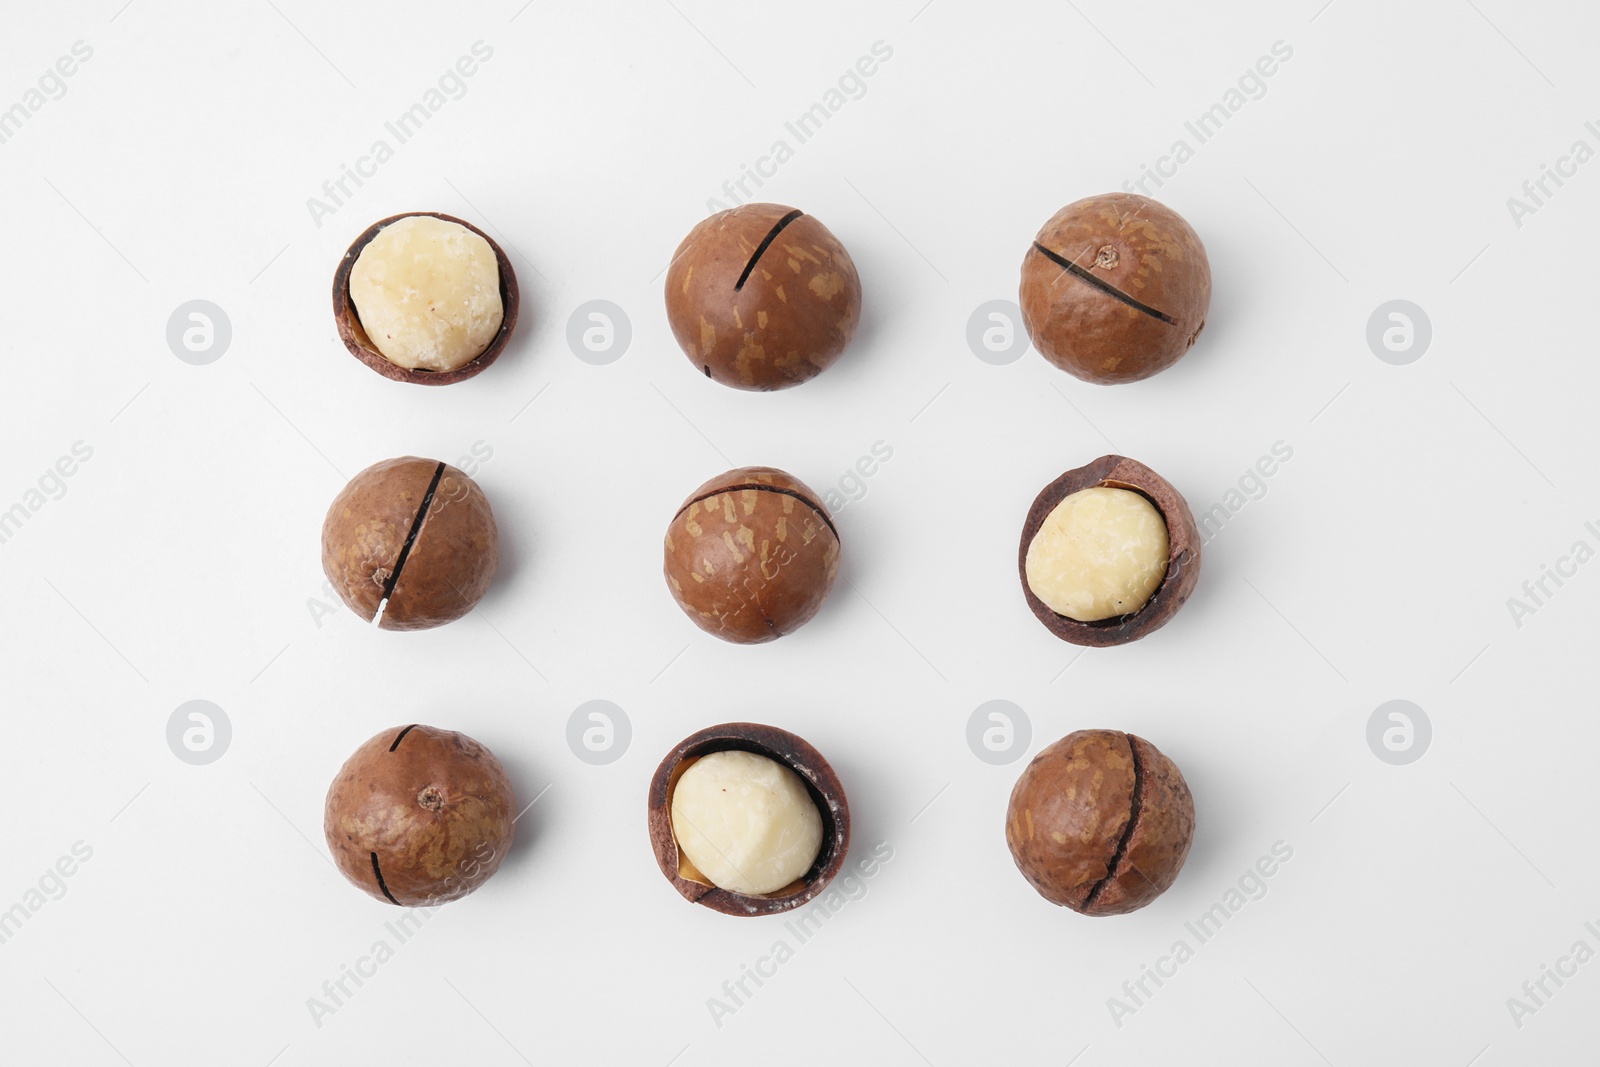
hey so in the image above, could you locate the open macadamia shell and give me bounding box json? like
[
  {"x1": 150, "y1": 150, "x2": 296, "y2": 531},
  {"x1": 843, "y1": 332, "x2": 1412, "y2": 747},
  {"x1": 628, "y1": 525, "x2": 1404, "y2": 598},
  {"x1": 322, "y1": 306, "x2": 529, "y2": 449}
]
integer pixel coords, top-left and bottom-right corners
[
  {"x1": 1019, "y1": 455, "x2": 1200, "y2": 647},
  {"x1": 648, "y1": 723, "x2": 850, "y2": 917},
  {"x1": 1006, "y1": 730, "x2": 1194, "y2": 916},
  {"x1": 664, "y1": 203, "x2": 861, "y2": 390},
  {"x1": 333, "y1": 211, "x2": 520, "y2": 385},
  {"x1": 663, "y1": 466, "x2": 841, "y2": 643},
  {"x1": 324, "y1": 725, "x2": 517, "y2": 907},
  {"x1": 1020, "y1": 193, "x2": 1210, "y2": 385},
  {"x1": 321, "y1": 456, "x2": 499, "y2": 631}
]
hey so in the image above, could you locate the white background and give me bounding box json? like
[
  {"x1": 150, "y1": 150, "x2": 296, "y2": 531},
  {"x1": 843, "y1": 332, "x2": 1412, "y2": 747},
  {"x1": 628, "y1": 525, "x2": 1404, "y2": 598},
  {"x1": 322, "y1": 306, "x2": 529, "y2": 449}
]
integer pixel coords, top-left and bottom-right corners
[{"x1": 1, "y1": 0, "x2": 1596, "y2": 1063}]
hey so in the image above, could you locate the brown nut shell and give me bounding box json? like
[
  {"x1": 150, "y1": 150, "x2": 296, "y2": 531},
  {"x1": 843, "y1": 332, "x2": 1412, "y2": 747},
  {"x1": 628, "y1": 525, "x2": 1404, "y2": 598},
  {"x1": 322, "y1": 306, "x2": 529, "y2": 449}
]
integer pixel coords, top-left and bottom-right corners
[
  {"x1": 663, "y1": 466, "x2": 840, "y2": 644},
  {"x1": 321, "y1": 456, "x2": 499, "y2": 631},
  {"x1": 1020, "y1": 193, "x2": 1210, "y2": 384},
  {"x1": 648, "y1": 723, "x2": 849, "y2": 916},
  {"x1": 664, "y1": 203, "x2": 861, "y2": 390},
  {"x1": 1019, "y1": 455, "x2": 1200, "y2": 647},
  {"x1": 1005, "y1": 730, "x2": 1194, "y2": 916},
  {"x1": 324, "y1": 724, "x2": 516, "y2": 907},
  {"x1": 333, "y1": 211, "x2": 520, "y2": 386}
]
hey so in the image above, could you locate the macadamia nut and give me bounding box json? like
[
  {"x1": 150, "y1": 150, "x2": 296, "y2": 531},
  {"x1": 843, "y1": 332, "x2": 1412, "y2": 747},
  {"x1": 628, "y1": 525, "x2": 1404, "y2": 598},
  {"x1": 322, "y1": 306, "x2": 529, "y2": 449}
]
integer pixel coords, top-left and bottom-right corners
[
  {"x1": 349, "y1": 215, "x2": 504, "y2": 372},
  {"x1": 664, "y1": 204, "x2": 861, "y2": 390},
  {"x1": 1006, "y1": 729, "x2": 1194, "y2": 915},
  {"x1": 1025, "y1": 487, "x2": 1168, "y2": 622},
  {"x1": 1020, "y1": 193, "x2": 1211, "y2": 385},
  {"x1": 663, "y1": 466, "x2": 841, "y2": 643},
  {"x1": 670, "y1": 750, "x2": 823, "y2": 896}
]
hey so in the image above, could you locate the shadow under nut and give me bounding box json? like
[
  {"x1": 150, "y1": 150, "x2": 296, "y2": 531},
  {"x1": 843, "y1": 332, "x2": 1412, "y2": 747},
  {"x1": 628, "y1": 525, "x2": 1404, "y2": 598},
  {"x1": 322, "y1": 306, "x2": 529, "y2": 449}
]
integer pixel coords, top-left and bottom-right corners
[
  {"x1": 332, "y1": 211, "x2": 520, "y2": 386},
  {"x1": 1019, "y1": 193, "x2": 1210, "y2": 385},
  {"x1": 663, "y1": 466, "x2": 840, "y2": 643},
  {"x1": 1005, "y1": 730, "x2": 1194, "y2": 916},
  {"x1": 1018, "y1": 455, "x2": 1200, "y2": 647},
  {"x1": 324, "y1": 724, "x2": 517, "y2": 907},
  {"x1": 665, "y1": 203, "x2": 861, "y2": 391},
  {"x1": 321, "y1": 456, "x2": 499, "y2": 631},
  {"x1": 647, "y1": 722, "x2": 850, "y2": 917}
]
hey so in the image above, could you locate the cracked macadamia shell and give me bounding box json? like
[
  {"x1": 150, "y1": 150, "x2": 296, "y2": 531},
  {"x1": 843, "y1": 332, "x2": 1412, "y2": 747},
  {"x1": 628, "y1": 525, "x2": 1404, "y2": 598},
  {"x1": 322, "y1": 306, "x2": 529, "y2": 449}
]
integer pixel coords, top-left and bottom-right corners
[
  {"x1": 663, "y1": 466, "x2": 840, "y2": 644},
  {"x1": 333, "y1": 211, "x2": 520, "y2": 386},
  {"x1": 648, "y1": 723, "x2": 850, "y2": 917},
  {"x1": 665, "y1": 203, "x2": 861, "y2": 390},
  {"x1": 324, "y1": 725, "x2": 516, "y2": 907},
  {"x1": 1005, "y1": 730, "x2": 1194, "y2": 916},
  {"x1": 1020, "y1": 455, "x2": 1200, "y2": 647},
  {"x1": 321, "y1": 456, "x2": 499, "y2": 631},
  {"x1": 1020, "y1": 193, "x2": 1210, "y2": 384}
]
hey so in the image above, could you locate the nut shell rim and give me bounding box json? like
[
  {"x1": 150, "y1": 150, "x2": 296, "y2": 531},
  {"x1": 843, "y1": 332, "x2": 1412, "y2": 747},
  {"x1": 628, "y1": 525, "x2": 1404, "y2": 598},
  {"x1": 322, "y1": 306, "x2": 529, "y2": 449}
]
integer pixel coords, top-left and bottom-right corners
[
  {"x1": 647, "y1": 722, "x2": 850, "y2": 917},
  {"x1": 1018, "y1": 455, "x2": 1201, "y2": 647},
  {"x1": 332, "y1": 211, "x2": 520, "y2": 387}
]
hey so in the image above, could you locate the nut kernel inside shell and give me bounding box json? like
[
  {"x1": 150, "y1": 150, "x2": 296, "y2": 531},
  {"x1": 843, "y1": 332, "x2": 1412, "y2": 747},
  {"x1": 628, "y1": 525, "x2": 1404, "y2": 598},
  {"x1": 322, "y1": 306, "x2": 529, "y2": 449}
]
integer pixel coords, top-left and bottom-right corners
[
  {"x1": 1019, "y1": 455, "x2": 1202, "y2": 648},
  {"x1": 648, "y1": 723, "x2": 851, "y2": 916},
  {"x1": 349, "y1": 215, "x2": 504, "y2": 372},
  {"x1": 669, "y1": 750, "x2": 823, "y2": 896},
  {"x1": 1025, "y1": 487, "x2": 1169, "y2": 622}
]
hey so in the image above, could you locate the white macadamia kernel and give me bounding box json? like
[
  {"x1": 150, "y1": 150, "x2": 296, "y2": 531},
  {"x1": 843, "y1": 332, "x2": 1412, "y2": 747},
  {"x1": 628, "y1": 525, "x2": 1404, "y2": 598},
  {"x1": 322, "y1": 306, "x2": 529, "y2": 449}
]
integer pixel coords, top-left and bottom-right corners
[
  {"x1": 1025, "y1": 486, "x2": 1169, "y2": 622},
  {"x1": 349, "y1": 215, "x2": 504, "y2": 372},
  {"x1": 670, "y1": 750, "x2": 823, "y2": 896}
]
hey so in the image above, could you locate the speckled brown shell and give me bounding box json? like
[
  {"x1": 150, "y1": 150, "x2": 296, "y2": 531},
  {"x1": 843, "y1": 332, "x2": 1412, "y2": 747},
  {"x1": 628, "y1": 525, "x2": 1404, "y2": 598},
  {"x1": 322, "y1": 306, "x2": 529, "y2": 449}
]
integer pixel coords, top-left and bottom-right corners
[
  {"x1": 648, "y1": 723, "x2": 850, "y2": 917},
  {"x1": 663, "y1": 466, "x2": 840, "y2": 643},
  {"x1": 333, "y1": 211, "x2": 520, "y2": 386},
  {"x1": 1020, "y1": 455, "x2": 1200, "y2": 647},
  {"x1": 664, "y1": 204, "x2": 861, "y2": 390},
  {"x1": 321, "y1": 456, "x2": 499, "y2": 631},
  {"x1": 324, "y1": 725, "x2": 516, "y2": 907},
  {"x1": 1020, "y1": 193, "x2": 1210, "y2": 384},
  {"x1": 1005, "y1": 730, "x2": 1194, "y2": 916}
]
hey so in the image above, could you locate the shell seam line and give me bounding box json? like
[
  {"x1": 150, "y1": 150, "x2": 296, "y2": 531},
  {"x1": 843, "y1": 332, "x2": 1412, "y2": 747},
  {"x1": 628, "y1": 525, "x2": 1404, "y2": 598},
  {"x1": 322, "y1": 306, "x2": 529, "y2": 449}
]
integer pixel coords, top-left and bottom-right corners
[
  {"x1": 735, "y1": 209, "x2": 805, "y2": 291},
  {"x1": 379, "y1": 462, "x2": 447, "y2": 608},
  {"x1": 672, "y1": 483, "x2": 838, "y2": 541},
  {"x1": 1083, "y1": 733, "x2": 1145, "y2": 910},
  {"x1": 1032, "y1": 242, "x2": 1178, "y2": 325}
]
